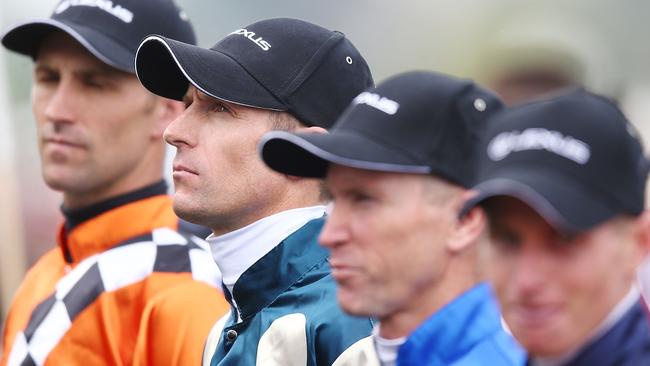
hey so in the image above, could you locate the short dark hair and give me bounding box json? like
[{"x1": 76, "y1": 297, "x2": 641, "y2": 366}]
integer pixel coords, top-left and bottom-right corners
[{"x1": 269, "y1": 111, "x2": 302, "y2": 131}]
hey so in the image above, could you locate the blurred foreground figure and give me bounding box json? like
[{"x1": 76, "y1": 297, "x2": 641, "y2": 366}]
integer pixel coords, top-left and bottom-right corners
[
  {"x1": 260, "y1": 71, "x2": 525, "y2": 365},
  {"x1": 464, "y1": 89, "x2": 650, "y2": 365},
  {"x1": 0, "y1": 1, "x2": 228, "y2": 365}
]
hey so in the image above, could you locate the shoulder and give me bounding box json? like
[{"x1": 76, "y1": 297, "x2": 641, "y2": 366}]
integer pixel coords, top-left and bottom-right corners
[
  {"x1": 143, "y1": 280, "x2": 227, "y2": 315},
  {"x1": 8, "y1": 247, "x2": 65, "y2": 315},
  {"x1": 133, "y1": 283, "x2": 229, "y2": 366},
  {"x1": 295, "y1": 274, "x2": 374, "y2": 362},
  {"x1": 605, "y1": 300, "x2": 650, "y2": 365},
  {"x1": 331, "y1": 336, "x2": 380, "y2": 366},
  {"x1": 23, "y1": 247, "x2": 65, "y2": 280},
  {"x1": 103, "y1": 227, "x2": 221, "y2": 288},
  {"x1": 452, "y1": 332, "x2": 526, "y2": 366},
  {"x1": 70, "y1": 226, "x2": 222, "y2": 313},
  {"x1": 282, "y1": 259, "x2": 371, "y2": 330}
]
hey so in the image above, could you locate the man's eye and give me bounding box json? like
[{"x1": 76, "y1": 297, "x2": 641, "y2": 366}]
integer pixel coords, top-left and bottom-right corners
[
  {"x1": 83, "y1": 77, "x2": 105, "y2": 89},
  {"x1": 211, "y1": 103, "x2": 229, "y2": 113},
  {"x1": 35, "y1": 73, "x2": 59, "y2": 84},
  {"x1": 490, "y1": 230, "x2": 520, "y2": 249},
  {"x1": 352, "y1": 193, "x2": 373, "y2": 203}
]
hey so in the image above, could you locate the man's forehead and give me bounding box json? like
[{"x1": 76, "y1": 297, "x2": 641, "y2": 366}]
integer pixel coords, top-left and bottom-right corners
[
  {"x1": 485, "y1": 196, "x2": 534, "y2": 216},
  {"x1": 327, "y1": 165, "x2": 384, "y2": 183},
  {"x1": 184, "y1": 85, "x2": 220, "y2": 102},
  {"x1": 483, "y1": 196, "x2": 567, "y2": 235},
  {"x1": 184, "y1": 85, "x2": 251, "y2": 114},
  {"x1": 35, "y1": 31, "x2": 128, "y2": 77},
  {"x1": 326, "y1": 165, "x2": 424, "y2": 191}
]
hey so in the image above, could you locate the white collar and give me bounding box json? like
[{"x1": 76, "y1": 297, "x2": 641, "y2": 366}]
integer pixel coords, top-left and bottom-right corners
[
  {"x1": 206, "y1": 205, "x2": 326, "y2": 296},
  {"x1": 531, "y1": 285, "x2": 640, "y2": 366},
  {"x1": 372, "y1": 324, "x2": 406, "y2": 366}
]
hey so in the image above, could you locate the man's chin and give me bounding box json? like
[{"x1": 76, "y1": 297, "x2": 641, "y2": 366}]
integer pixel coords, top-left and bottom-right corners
[
  {"x1": 172, "y1": 198, "x2": 212, "y2": 227},
  {"x1": 337, "y1": 289, "x2": 374, "y2": 317},
  {"x1": 515, "y1": 330, "x2": 573, "y2": 359},
  {"x1": 42, "y1": 172, "x2": 81, "y2": 193}
]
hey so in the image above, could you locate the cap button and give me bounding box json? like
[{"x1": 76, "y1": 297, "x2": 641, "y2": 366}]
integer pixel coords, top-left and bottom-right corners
[
  {"x1": 474, "y1": 98, "x2": 487, "y2": 112},
  {"x1": 225, "y1": 329, "x2": 238, "y2": 342}
]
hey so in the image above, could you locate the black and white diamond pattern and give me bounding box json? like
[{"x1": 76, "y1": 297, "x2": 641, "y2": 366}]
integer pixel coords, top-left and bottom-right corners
[{"x1": 6, "y1": 228, "x2": 221, "y2": 366}]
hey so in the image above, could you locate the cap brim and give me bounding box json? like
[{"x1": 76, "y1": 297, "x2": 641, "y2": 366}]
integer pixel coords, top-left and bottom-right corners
[
  {"x1": 135, "y1": 35, "x2": 286, "y2": 109},
  {"x1": 259, "y1": 130, "x2": 431, "y2": 178},
  {"x1": 463, "y1": 169, "x2": 619, "y2": 234},
  {"x1": 2, "y1": 19, "x2": 134, "y2": 73}
]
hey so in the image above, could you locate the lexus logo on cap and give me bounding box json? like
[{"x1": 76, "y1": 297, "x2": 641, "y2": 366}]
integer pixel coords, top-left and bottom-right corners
[
  {"x1": 229, "y1": 28, "x2": 272, "y2": 51},
  {"x1": 352, "y1": 92, "x2": 399, "y2": 115},
  {"x1": 487, "y1": 128, "x2": 591, "y2": 165}
]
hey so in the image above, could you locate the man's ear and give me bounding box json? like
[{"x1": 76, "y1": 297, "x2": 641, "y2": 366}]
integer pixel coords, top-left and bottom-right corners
[
  {"x1": 447, "y1": 190, "x2": 486, "y2": 253},
  {"x1": 632, "y1": 211, "x2": 650, "y2": 266},
  {"x1": 151, "y1": 97, "x2": 185, "y2": 140}
]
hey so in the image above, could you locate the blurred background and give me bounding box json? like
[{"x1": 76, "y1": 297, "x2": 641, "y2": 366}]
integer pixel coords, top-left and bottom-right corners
[{"x1": 2, "y1": 0, "x2": 650, "y2": 334}]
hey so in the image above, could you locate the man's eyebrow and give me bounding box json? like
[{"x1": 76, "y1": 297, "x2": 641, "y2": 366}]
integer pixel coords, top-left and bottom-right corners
[
  {"x1": 195, "y1": 90, "x2": 242, "y2": 111},
  {"x1": 33, "y1": 62, "x2": 129, "y2": 80},
  {"x1": 77, "y1": 67, "x2": 129, "y2": 80},
  {"x1": 34, "y1": 64, "x2": 56, "y2": 73}
]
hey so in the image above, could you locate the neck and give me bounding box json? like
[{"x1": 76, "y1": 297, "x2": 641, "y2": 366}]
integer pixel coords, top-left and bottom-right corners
[
  {"x1": 62, "y1": 180, "x2": 167, "y2": 231},
  {"x1": 63, "y1": 147, "x2": 165, "y2": 209},
  {"x1": 209, "y1": 181, "x2": 324, "y2": 236},
  {"x1": 379, "y1": 251, "x2": 478, "y2": 339},
  {"x1": 207, "y1": 205, "x2": 327, "y2": 296}
]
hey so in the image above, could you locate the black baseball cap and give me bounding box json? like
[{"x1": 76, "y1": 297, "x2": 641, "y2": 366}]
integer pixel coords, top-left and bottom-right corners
[
  {"x1": 259, "y1": 70, "x2": 504, "y2": 188},
  {"x1": 463, "y1": 88, "x2": 650, "y2": 234},
  {"x1": 135, "y1": 17, "x2": 373, "y2": 128},
  {"x1": 1, "y1": 0, "x2": 196, "y2": 73}
]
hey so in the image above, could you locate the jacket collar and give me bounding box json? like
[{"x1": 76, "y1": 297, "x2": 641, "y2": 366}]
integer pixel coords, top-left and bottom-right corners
[
  {"x1": 61, "y1": 180, "x2": 167, "y2": 232},
  {"x1": 542, "y1": 295, "x2": 650, "y2": 366},
  {"x1": 57, "y1": 182, "x2": 176, "y2": 264},
  {"x1": 399, "y1": 282, "x2": 524, "y2": 362},
  {"x1": 230, "y1": 217, "x2": 327, "y2": 320}
]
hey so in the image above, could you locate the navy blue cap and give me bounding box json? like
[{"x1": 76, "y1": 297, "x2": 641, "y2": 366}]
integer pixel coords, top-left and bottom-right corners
[
  {"x1": 134, "y1": 17, "x2": 373, "y2": 128},
  {"x1": 464, "y1": 88, "x2": 649, "y2": 234},
  {"x1": 259, "y1": 70, "x2": 504, "y2": 188},
  {"x1": 1, "y1": 0, "x2": 196, "y2": 73}
]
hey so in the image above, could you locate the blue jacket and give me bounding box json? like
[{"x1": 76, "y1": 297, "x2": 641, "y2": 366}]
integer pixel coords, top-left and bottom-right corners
[
  {"x1": 544, "y1": 298, "x2": 650, "y2": 366},
  {"x1": 207, "y1": 218, "x2": 373, "y2": 365},
  {"x1": 397, "y1": 283, "x2": 526, "y2": 366}
]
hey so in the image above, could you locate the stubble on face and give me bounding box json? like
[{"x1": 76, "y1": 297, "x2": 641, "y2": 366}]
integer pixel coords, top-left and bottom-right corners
[
  {"x1": 32, "y1": 32, "x2": 163, "y2": 208},
  {"x1": 167, "y1": 88, "x2": 293, "y2": 234},
  {"x1": 322, "y1": 167, "x2": 464, "y2": 336}
]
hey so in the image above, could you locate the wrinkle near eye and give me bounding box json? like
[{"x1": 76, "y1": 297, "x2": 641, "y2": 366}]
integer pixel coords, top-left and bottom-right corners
[{"x1": 210, "y1": 102, "x2": 228, "y2": 113}]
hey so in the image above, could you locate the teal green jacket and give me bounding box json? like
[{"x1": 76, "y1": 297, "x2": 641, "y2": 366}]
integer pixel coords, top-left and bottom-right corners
[{"x1": 207, "y1": 217, "x2": 373, "y2": 365}]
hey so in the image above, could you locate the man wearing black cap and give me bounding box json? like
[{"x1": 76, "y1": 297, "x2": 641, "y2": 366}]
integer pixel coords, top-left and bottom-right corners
[
  {"x1": 135, "y1": 17, "x2": 374, "y2": 365},
  {"x1": 259, "y1": 71, "x2": 525, "y2": 365},
  {"x1": 463, "y1": 89, "x2": 650, "y2": 365},
  {"x1": 0, "y1": 1, "x2": 229, "y2": 366}
]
